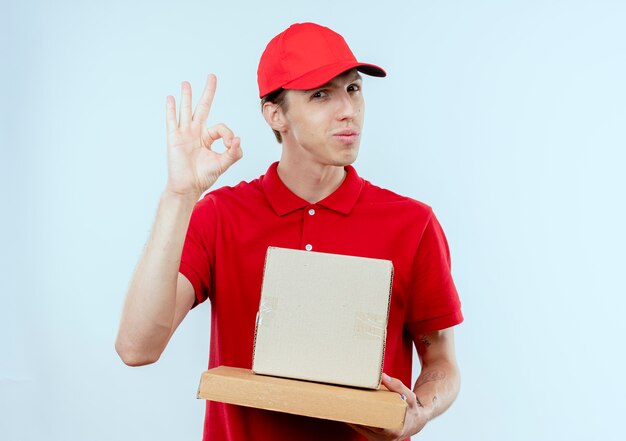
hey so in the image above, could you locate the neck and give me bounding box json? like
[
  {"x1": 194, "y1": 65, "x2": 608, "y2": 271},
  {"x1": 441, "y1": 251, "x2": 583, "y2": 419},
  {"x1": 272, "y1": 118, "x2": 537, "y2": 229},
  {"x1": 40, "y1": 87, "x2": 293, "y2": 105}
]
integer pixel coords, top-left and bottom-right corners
[{"x1": 276, "y1": 157, "x2": 347, "y2": 204}]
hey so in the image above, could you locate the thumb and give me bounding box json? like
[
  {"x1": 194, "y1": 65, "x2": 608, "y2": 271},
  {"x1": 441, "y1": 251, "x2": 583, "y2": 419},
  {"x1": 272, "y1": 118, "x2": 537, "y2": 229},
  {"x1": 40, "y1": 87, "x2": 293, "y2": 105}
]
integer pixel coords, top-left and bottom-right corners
[{"x1": 220, "y1": 136, "x2": 243, "y2": 168}]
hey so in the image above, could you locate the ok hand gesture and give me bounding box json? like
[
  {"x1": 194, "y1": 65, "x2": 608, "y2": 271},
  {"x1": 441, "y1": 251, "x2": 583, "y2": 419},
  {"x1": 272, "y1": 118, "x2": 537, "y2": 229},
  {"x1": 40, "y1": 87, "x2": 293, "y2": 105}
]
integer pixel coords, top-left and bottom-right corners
[{"x1": 164, "y1": 74, "x2": 243, "y2": 197}]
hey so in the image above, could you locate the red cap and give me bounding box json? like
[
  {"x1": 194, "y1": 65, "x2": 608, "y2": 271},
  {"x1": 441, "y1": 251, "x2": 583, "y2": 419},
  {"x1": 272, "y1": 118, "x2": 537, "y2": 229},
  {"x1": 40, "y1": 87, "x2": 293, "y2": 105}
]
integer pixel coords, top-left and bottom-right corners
[{"x1": 257, "y1": 22, "x2": 386, "y2": 98}]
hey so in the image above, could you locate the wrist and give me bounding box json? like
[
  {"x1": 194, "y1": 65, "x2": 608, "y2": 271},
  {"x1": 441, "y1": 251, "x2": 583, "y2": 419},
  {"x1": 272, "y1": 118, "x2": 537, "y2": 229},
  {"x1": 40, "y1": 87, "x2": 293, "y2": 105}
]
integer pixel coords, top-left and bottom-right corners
[
  {"x1": 161, "y1": 188, "x2": 202, "y2": 207},
  {"x1": 415, "y1": 393, "x2": 437, "y2": 423}
]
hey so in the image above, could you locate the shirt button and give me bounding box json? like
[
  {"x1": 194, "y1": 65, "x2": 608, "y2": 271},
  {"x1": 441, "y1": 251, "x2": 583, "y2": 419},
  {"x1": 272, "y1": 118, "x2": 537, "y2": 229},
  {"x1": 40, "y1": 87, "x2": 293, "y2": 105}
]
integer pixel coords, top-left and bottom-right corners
[
  {"x1": 305, "y1": 244, "x2": 313, "y2": 251},
  {"x1": 308, "y1": 208, "x2": 316, "y2": 216}
]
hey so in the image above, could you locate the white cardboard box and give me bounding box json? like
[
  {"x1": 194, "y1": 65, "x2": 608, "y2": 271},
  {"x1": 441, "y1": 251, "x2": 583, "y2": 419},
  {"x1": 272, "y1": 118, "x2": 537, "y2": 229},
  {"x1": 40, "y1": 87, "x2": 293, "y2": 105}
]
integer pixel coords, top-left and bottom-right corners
[{"x1": 252, "y1": 247, "x2": 394, "y2": 389}]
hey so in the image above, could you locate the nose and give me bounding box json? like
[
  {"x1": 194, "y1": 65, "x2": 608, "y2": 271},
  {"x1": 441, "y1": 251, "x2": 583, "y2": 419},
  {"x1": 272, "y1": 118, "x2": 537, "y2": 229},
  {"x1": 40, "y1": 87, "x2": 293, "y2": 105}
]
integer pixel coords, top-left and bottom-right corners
[{"x1": 336, "y1": 91, "x2": 359, "y2": 120}]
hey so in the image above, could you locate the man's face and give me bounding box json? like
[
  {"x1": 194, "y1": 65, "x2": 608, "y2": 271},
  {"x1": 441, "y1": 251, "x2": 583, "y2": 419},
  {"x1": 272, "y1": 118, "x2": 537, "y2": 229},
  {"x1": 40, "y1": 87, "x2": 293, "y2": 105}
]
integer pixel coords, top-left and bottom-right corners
[{"x1": 280, "y1": 69, "x2": 365, "y2": 167}]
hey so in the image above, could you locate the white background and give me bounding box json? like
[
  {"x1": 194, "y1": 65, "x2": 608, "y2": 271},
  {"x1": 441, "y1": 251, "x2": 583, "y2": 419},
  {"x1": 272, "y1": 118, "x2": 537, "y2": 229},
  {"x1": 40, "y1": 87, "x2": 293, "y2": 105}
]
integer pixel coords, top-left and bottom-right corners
[{"x1": 2, "y1": 0, "x2": 625, "y2": 440}]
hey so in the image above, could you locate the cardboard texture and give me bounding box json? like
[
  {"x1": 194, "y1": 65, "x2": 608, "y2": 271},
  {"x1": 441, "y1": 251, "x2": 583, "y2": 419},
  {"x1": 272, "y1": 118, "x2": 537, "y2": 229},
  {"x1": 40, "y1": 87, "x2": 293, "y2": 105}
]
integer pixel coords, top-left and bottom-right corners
[
  {"x1": 197, "y1": 366, "x2": 407, "y2": 429},
  {"x1": 252, "y1": 247, "x2": 394, "y2": 389}
]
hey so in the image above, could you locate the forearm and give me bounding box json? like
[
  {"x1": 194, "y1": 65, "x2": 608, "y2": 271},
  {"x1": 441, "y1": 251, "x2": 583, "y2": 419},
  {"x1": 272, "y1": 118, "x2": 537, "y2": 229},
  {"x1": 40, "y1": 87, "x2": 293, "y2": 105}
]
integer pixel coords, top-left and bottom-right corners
[
  {"x1": 413, "y1": 359, "x2": 460, "y2": 422},
  {"x1": 115, "y1": 189, "x2": 200, "y2": 365}
]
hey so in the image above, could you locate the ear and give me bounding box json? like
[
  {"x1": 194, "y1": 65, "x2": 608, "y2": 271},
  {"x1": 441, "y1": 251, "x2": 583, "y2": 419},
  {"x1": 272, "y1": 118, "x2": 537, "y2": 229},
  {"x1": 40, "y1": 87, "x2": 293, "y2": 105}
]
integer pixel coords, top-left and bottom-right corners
[{"x1": 262, "y1": 101, "x2": 287, "y2": 133}]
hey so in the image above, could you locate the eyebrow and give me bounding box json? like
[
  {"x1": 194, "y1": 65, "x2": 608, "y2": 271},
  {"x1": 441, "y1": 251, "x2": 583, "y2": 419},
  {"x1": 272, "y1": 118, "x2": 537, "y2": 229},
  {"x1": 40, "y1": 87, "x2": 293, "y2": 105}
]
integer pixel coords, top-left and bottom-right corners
[
  {"x1": 351, "y1": 72, "x2": 363, "y2": 82},
  {"x1": 335, "y1": 71, "x2": 362, "y2": 85}
]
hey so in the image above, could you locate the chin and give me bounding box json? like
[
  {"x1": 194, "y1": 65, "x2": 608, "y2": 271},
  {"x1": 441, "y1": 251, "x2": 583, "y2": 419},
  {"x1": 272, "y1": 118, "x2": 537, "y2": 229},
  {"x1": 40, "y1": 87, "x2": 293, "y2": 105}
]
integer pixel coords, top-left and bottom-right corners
[{"x1": 332, "y1": 153, "x2": 358, "y2": 167}]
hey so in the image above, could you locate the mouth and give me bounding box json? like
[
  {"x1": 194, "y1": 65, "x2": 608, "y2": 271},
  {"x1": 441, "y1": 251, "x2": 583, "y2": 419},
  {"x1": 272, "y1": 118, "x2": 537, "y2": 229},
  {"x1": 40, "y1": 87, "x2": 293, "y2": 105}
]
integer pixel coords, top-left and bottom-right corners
[{"x1": 333, "y1": 130, "x2": 360, "y2": 143}]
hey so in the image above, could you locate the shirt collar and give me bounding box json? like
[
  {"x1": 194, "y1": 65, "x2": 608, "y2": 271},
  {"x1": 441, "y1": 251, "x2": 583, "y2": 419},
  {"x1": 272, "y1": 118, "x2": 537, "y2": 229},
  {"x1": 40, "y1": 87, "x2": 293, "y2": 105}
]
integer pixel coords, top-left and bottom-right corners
[{"x1": 261, "y1": 161, "x2": 364, "y2": 216}]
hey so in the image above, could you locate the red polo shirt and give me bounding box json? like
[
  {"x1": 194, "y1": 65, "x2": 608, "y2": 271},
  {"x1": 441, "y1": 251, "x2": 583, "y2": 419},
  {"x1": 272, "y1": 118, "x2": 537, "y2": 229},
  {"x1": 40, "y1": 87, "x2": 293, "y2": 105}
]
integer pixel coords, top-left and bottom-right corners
[{"x1": 180, "y1": 162, "x2": 463, "y2": 441}]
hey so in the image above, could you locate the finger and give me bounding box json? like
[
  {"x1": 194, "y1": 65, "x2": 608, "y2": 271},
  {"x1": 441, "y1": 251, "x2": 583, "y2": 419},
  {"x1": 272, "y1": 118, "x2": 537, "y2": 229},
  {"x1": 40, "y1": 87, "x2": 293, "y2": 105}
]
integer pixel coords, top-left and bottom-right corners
[
  {"x1": 193, "y1": 74, "x2": 217, "y2": 124},
  {"x1": 223, "y1": 136, "x2": 244, "y2": 164},
  {"x1": 382, "y1": 373, "x2": 417, "y2": 406},
  {"x1": 165, "y1": 95, "x2": 177, "y2": 134},
  {"x1": 213, "y1": 136, "x2": 243, "y2": 175},
  {"x1": 179, "y1": 81, "x2": 192, "y2": 126},
  {"x1": 204, "y1": 123, "x2": 235, "y2": 148}
]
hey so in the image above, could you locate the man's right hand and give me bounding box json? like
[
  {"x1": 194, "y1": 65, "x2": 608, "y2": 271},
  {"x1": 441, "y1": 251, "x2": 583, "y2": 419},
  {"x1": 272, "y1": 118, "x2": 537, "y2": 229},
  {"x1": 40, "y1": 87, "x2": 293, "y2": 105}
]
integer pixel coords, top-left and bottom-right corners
[{"x1": 164, "y1": 74, "x2": 243, "y2": 197}]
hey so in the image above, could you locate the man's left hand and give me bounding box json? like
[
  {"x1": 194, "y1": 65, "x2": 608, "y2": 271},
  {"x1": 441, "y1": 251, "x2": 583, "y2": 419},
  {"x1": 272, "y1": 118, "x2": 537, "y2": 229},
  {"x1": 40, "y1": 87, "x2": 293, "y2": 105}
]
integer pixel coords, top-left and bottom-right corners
[{"x1": 348, "y1": 373, "x2": 431, "y2": 441}]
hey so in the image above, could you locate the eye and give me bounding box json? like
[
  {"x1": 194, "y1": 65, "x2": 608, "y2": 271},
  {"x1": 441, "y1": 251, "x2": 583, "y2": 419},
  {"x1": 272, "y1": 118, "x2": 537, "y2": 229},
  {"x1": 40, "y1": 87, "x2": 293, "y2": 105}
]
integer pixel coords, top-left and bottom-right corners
[
  {"x1": 347, "y1": 83, "x2": 361, "y2": 93},
  {"x1": 311, "y1": 90, "x2": 327, "y2": 99}
]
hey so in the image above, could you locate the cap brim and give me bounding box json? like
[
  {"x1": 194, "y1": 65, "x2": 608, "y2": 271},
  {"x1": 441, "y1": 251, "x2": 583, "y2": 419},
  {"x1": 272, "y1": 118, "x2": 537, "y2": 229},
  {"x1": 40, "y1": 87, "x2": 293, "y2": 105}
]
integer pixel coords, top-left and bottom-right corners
[{"x1": 282, "y1": 61, "x2": 386, "y2": 91}]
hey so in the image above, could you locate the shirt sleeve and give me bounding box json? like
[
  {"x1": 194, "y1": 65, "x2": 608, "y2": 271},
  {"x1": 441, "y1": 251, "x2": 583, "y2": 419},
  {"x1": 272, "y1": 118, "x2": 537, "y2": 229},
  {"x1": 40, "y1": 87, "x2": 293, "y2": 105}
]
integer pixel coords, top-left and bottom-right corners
[
  {"x1": 405, "y1": 210, "x2": 463, "y2": 336},
  {"x1": 179, "y1": 194, "x2": 217, "y2": 307}
]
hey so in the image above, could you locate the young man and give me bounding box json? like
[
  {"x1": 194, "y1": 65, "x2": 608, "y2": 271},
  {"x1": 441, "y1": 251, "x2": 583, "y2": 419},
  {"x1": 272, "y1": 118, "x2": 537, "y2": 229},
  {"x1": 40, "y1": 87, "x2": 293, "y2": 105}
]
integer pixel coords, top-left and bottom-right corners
[{"x1": 116, "y1": 22, "x2": 463, "y2": 441}]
